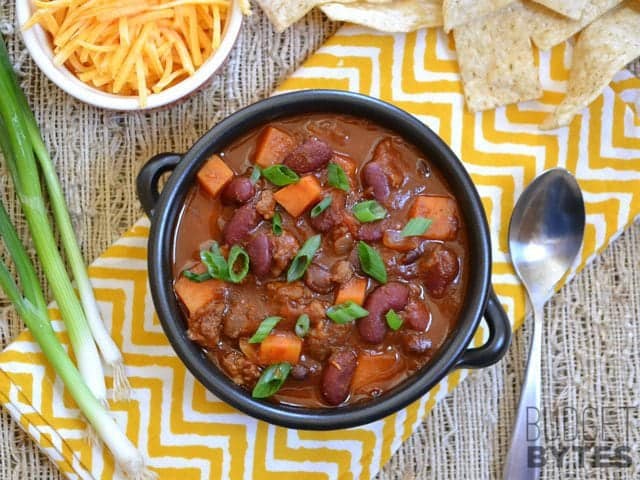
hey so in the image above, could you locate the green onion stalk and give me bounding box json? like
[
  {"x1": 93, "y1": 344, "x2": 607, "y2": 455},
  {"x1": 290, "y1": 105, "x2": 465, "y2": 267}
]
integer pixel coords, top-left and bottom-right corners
[
  {"x1": 0, "y1": 39, "x2": 130, "y2": 400},
  {"x1": 0, "y1": 36, "x2": 108, "y2": 402},
  {"x1": 0, "y1": 200, "x2": 153, "y2": 479}
]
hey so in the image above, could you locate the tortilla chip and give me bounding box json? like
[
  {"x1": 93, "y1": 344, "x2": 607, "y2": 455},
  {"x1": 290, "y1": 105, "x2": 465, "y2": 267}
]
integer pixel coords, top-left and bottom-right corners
[
  {"x1": 443, "y1": 0, "x2": 516, "y2": 32},
  {"x1": 321, "y1": 0, "x2": 443, "y2": 32},
  {"x1": 453, "y1": 1, "x2": 542, "y2": 112},
  {"x1": 529, "y1": 0, "x2": 589, "y2": 19},
  {"x1": 541, "y1": 1, "x2": 640, "y2": 129},
  {"x1": 525, "y1": 0, "x2": 624, "y2": 51},
  {"x1": 255, "y1": 0, "x2": 353, "y2": 32}
]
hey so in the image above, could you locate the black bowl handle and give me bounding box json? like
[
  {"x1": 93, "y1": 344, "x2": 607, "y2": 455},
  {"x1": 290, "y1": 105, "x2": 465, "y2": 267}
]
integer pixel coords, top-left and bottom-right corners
[
  {"x1": 456, "y1": 289, "x2": 511, "y2": 369},
  {"x1": 137, "y1": 153, "x2": 182, "y2": 217}
]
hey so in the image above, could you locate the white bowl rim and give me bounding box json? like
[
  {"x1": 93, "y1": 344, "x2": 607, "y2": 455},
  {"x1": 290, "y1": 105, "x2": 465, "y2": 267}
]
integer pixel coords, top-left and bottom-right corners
[{"x1": 15, "y1": 0, "x2": 243, "y2": 111}]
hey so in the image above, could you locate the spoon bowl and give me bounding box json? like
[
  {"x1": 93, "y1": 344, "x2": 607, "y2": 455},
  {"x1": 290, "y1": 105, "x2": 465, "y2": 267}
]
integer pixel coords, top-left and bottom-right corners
[
  {"x1": 509, "y1": 169, "x2": 586, "y2": 303},
  {"x1": 503, "y1": 168, "x2": 585, "y2": 480}
]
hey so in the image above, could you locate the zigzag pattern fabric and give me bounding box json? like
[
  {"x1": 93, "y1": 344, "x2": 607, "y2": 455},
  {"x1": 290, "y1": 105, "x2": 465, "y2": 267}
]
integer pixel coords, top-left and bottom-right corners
[{"x1": 0, "y1": 25, "x2": 639, "y2": 479}]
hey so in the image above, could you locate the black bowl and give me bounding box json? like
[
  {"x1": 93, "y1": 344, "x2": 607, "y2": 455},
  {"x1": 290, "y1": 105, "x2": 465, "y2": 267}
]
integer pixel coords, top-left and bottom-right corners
[{"x1": 137, "y1": 90, "x2": 511, "y2": 430}]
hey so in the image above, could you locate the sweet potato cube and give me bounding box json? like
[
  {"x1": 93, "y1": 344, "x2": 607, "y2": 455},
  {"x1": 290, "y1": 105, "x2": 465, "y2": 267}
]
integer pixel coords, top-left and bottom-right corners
[
  {"x1": 174, "y1": 276, "x2": 225, "y2": 316},
  {"x1": 335, "y1": 278, "x2": 368, "y2": 306},
  {"x1": 259, "y1": 332, "x2": 302, "y2": 364},
  {"x1": 409, "y1": 195, "x2": 459, "y2": 240},
  {"x1": 197, "y1": 155, "x2": 234, "y2": 198},
  {"x1": 253, "y1": 126, "x2": 296, "y2": 168},
  {"x1": 352, "y1": 351, "x2": 402, "y2": 394},
  {"x1": 273, "y1": 176, "x2": 322, "y2": 217}
]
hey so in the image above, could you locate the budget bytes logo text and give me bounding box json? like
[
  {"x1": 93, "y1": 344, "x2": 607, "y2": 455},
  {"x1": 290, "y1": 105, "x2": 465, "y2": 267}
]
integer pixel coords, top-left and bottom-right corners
[{"x1": 526, "y1": 405, "x2": 637, "y2": 469}]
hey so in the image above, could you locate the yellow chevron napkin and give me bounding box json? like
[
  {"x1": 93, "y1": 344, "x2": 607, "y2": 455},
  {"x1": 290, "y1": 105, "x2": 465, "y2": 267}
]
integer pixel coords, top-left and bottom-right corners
[{"x1": 1, "y1": 25, "x2": 640, "y2": 480}]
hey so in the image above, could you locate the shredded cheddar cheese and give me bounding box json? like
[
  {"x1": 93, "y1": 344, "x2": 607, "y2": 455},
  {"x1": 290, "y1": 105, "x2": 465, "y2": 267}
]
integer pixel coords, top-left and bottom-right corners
[{"x1": 24, "y1": 0, "x2": 241, "y2": 107}]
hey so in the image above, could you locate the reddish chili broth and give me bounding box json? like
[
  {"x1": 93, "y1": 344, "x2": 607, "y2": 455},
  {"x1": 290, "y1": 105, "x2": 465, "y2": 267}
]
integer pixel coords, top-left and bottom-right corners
[{"x1": 172, "y1": 113, "x2": 468, "y2": 408}]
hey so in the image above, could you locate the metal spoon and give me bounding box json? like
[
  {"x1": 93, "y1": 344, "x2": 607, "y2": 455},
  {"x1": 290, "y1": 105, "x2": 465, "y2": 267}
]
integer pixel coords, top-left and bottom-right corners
[{"x1": 503, "y1": 168, "x2": 585, "y2": 480}]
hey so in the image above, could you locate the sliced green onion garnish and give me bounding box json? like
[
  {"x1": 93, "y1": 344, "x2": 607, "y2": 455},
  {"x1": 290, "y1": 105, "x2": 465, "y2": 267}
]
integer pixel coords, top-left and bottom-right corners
[
  {"x1": 328, "y1": 162, "x2": 350, "y2": 192},
  {"x1": 262, "y1": 165, "x2": 300, "y2": 186},
  {"x1": 294, "y1": 314, "x2": 310, "y2": 337},
  {"x1": 272, "y1": 211, "x2": 283, "y2": 236},
  {"x1": 352, "y1": 200, "x2": 387, "y2": 223},
  {"x1": 200, "y1": 242, "x2": 230, "y2": 281},
  {"x1": 249, "y1": 165, "x2": 261, "y2": 184},
  {"x1": 327, "y1": 301, "x2": 369, "y2": 324},
  {"x1": 252, "y1": 362, "x2": 292, "y2": 398},
  {"x1": 248, "y1": 316, "x2": 282, "y2": 343},
  {"x1": 385, "y1": 309, "x2": 403, "y2": 331},
  {"x1": 183, "y1": 270, "x2": 212, "y2": 282},
  {"x1": 357, "y1": 241, "x2": 387, "y2": 284},
  {"x1": 228, "y1": 245, "x2": 250, "y2": 283},
  {"x1": 401, "y1": 217, "x2": 433, "y2": 237},
  {"x1": 286, "y1": 234, "x2": 321, "y2": 282},
  {"x1": 310, "y1": 196, "x2": 332, "y2": 218},
  {"x1": 196, "y1": 243, "x2": 250, "y2": 283}
]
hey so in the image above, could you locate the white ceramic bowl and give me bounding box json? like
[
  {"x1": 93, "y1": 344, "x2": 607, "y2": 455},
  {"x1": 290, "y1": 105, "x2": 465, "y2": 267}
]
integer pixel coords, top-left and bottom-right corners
[{"x1": 16, "y1": 0, "x2": 243, "y2": 111}]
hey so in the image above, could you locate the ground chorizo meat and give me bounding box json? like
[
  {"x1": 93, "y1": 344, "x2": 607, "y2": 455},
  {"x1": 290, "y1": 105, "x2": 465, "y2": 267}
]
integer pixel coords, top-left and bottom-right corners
[
  {"x1": 266, "y1": 282, "x2": 328, "y2": 325},
  {"x1": 269, "y1": 231, "x2": 299, "y2": 276},
  {"x1": 419, "y1": 245, "x2": 460, "y2": 298},
  {"x1": 187, "y1": 301, "x2": 225, "y2": 349},
  {"x1": 223, "y1": 295, "x2": 262, "y2": 339},
  {"x1": 256, "y1": 189, "x2": 276, "y2": 219},
  {"x1": 267, "y1": 281, "x2": 305, "y2": 302},
  {"x1": 306, "y1": 318, "x2": 351, "y2": 361},
  {"x1": 217, "y1": 345, "x2": 261, "y2": 388}
]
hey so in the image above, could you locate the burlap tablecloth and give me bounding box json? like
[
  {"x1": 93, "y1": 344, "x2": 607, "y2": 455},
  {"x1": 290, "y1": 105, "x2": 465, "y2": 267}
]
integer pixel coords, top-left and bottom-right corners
[{"x1": 0, "y1": 1, "x2": 639, "y2": 478}]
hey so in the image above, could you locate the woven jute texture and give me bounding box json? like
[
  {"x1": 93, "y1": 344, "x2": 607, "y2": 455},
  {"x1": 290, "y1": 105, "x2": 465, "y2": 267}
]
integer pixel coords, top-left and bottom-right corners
[{"x1": 0, "y1": 1, "x2": 639, "y2": 478}]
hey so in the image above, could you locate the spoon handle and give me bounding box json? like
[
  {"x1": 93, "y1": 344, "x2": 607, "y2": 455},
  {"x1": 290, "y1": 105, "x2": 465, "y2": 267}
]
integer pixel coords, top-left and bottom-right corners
[{"x1": 503, "y1": 303, "x2": 543, "y2": 480}]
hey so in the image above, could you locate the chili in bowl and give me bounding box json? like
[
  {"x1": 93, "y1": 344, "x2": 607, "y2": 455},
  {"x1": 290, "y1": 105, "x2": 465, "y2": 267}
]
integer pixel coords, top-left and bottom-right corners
[{"x1": 137, "y1": 90, "x2": 511, "y2": 429}]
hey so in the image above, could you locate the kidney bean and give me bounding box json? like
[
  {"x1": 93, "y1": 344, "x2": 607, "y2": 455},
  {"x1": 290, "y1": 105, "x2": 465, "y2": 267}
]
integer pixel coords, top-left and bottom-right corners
[
  {"x1": 221, "y1": 177, "x2": 255, "y2": 205},
  {"x1": 401, "y1": 247, "x2": 423, "y2": 265},
  {"x1": 330, "y1": 260, "x2": 353, "y2": 284},
  {"x1": 372, "y1": 138, "x2": 403, "y2": 188},
  {"x1": 400, "y1": 331, "x2": 432, "y2": 354},
  {"x1": 402, "y1": 300, "x2": 431, "y2": 331},
  {"x1": 321, "y1": 349, "x2": 357, "y2": 405},
  {"x1": 356, "y1": 221, "x2": 384, "y2": 242},
  {"x1": 246, "y1": 233, "x2": 272, "y2": 278},
  {"x1": 333, "y1": 230, "x2": 354, "y2": 255},
  {"x1": 223, "y1": 204, "x2": 259, "y2": 245},
  {"x1": 291, "y1": 356, "x2": 322, "y2": 380},
  {"x1": 291, "y1": 364, "x2": 309, "y2": 380},
  {"x1": 358, "y1": 282, "x2": 410, "y2": 344},
  {"x1": 362, "y1": 162, "x2": 390, "y2": 202},
  {"x1": 284, "y1": 138, "x2": 333, "y2": 174},
  {"x1": 419, "y1": 245, "x2": 459, "y2": 298},
  {"x1": 304, "y1": 263, "x2": 334, "y2": 294},
  {"x1": 310, "y1": 191, "x2": 345, "y2": 232},
  {"x1": 310, "y1": 205, "x2": 338, "y2": 232},
  {"x1": 382, "y1": 230, "x2": 421, "y2": 252}
]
